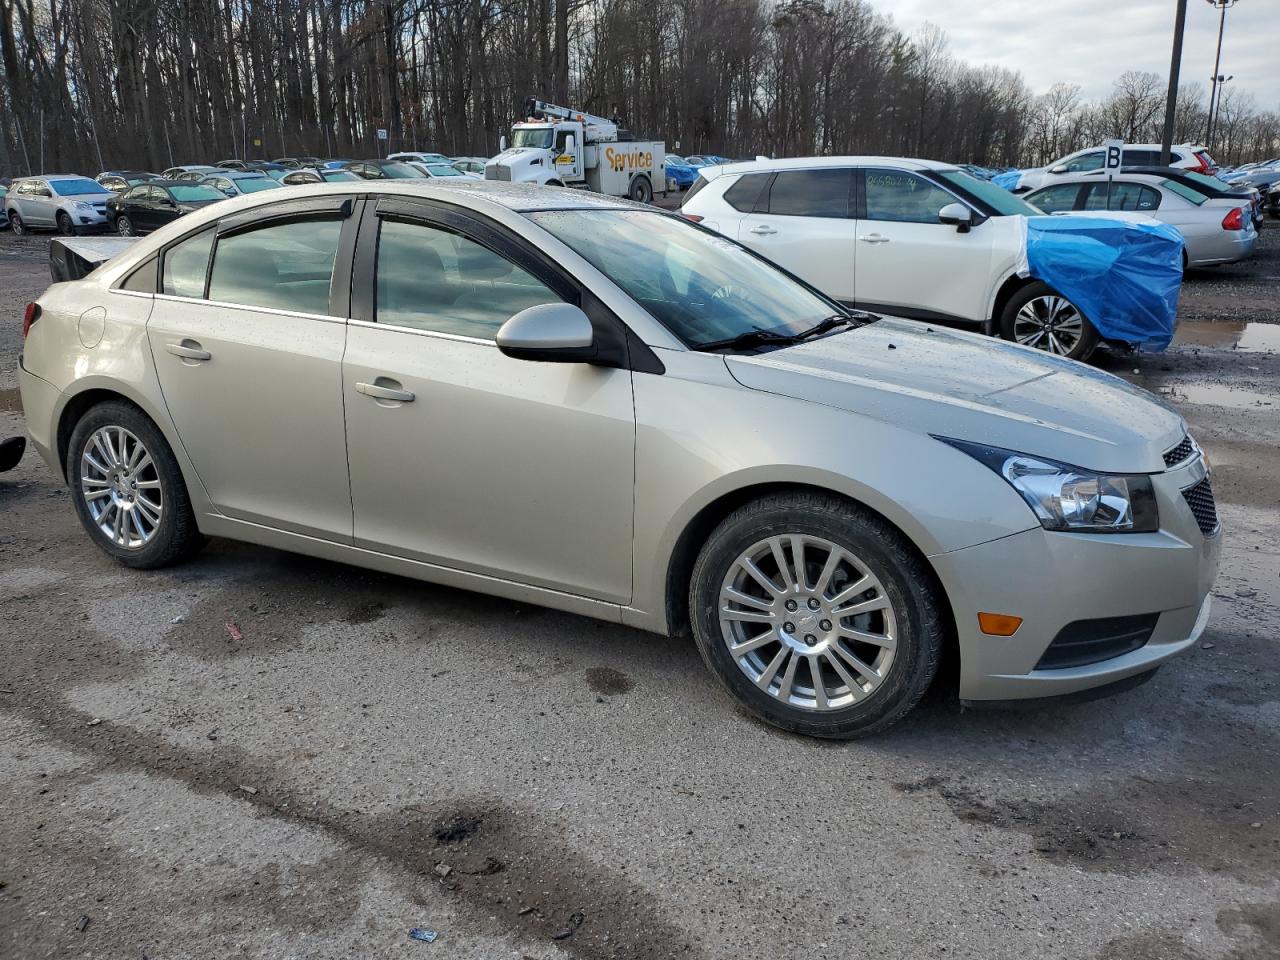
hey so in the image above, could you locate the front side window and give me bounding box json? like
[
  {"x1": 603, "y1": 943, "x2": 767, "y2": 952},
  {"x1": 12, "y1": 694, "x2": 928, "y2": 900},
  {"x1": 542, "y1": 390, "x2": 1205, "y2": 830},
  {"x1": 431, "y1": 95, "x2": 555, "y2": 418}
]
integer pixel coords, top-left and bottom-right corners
[
  {"x1": 864, "y1": 170, "x2": 956, "y2": 224},
  {"x1": 208, "y1": 218, "x2": 342, "y2": 315},
  {"x1": 375, "y1": 219, "x2": 561, "y2": 338},
  {"x1": 764, "y1": 169, "x2": 851, "y2": 218},
  {"x1": 1026, "y1": 183, "x2": 1083, "y2": 213},
  {"x1": 163, "y1": 229, "x2": 216, "y2": 298},
  {"x1": 1082, "y1": 182, "x2": 1161, "y2": 212},
  {"x1": 530, "y1": 209, "x2": 840, "y2": 348},
  {"x1": 124, "y1": 186, "x2": 149, "y2": 202}
]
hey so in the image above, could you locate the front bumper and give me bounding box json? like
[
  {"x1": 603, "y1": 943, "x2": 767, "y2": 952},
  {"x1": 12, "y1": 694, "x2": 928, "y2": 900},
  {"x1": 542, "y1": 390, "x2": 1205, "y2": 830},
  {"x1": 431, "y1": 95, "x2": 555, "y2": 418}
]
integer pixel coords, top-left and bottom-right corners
[{"x1": 933, "y1": 455, "x2": 1221, "y2": 701}]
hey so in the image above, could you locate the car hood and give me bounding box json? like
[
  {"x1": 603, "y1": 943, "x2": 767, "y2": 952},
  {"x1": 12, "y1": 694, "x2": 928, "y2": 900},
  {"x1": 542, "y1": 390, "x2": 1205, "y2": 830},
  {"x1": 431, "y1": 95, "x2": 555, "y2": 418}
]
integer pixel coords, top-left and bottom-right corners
[{"x1": 724, "y1": 317, "x2": 1185, "y2": 474}]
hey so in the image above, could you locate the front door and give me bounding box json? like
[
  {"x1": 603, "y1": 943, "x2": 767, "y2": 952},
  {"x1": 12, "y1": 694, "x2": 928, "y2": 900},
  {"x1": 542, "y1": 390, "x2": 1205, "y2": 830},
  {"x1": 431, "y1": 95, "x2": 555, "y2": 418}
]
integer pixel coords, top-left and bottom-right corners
[
  {"x1": 735, "y1": 168, "x2": 857, "y2": 304},
  {"x1": 852, "y1": 168, "x2": 996, "y2": 323},
  {"x1": 342, "y1": 199, "x2": 636, "y2": 603},
  {"x1": 147, "y1": 199, "x2": 357, "y2": 540}
]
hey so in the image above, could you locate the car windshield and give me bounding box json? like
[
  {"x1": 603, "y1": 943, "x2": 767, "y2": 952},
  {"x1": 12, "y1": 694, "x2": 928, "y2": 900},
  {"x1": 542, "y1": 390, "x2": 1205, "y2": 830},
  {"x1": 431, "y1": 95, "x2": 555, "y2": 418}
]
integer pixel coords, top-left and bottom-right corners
[
  {"x1": 426, "y1": 164, "x2": 462, "y2": 177},
  {"x1": 382, "y1": 163, "x2": 426, "y2": 179},
  {"x1": 237, "y1": 178, "x2": 281, "y2": 193},
  {"x1": 126, "y1": 175, "x2": 158, "y2": 185},
  {"x1": 170, "y1": 184, "x2": 223, "y2": 202},
  {"x1": 51, "y1": 178, "x2": 110, "y2": 197},
  {"x1": 530, "y1": 209, "x2": 843, "y2": 349},
  {"x1": 935, "y1": 170, "x2": 1040, "y2": 216},
  {"x1": 666, "y1": 155, "x2": 687, "y2": 165},
  {"x1": 1183, "y1": 171, "x2": 1239, "y2": 192},
  {"x1": 511, "y1": 128, "x2": 553, "y2": 149},
  {"x1": 321, "y1": 170, "x2": 360, "y2": 182}
]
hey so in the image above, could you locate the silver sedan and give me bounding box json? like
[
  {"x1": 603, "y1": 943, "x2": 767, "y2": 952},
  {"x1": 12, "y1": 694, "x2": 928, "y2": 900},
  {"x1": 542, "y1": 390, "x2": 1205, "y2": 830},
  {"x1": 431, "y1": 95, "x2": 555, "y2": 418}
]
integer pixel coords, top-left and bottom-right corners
[{"x1": 17, "y1": 181, "x2": 1220, "y2": 738}]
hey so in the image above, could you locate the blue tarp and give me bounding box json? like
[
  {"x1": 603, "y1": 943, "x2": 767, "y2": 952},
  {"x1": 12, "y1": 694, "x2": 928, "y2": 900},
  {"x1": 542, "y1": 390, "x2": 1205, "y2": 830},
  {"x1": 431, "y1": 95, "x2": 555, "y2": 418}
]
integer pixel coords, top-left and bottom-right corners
[
  {"x1": 1022, "y1": 216, "x2": 1184, "y2": 351},
  {"x1": 992, "y1": 169, "x2": 1022, "y2": 191}
]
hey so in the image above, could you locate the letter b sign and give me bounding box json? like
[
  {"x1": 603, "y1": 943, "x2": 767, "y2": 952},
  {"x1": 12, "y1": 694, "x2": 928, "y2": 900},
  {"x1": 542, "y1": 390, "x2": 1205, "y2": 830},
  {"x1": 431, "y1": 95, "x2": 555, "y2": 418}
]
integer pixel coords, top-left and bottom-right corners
[{"x1": 1103, "y1": 139, "x2": 1124, "y2": 172}]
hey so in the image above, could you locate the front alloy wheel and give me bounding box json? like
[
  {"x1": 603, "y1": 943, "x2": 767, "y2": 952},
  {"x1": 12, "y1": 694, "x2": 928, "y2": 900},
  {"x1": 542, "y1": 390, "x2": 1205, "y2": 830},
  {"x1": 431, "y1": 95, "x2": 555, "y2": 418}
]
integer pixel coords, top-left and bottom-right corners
[
  {"x1": 1000, "y1": 280, "x2": 1099, "y2": 362},
  {"x1": 690, "y1": 492, "x2": 943, "y2": 738}
]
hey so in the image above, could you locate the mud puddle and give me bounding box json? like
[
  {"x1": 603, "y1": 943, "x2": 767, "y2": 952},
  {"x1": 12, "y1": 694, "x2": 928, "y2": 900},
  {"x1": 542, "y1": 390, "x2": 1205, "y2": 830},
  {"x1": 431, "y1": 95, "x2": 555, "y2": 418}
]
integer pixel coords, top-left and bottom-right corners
[{"x1": 1174, "y1": 321, "x2": 1280, "y2": 352}]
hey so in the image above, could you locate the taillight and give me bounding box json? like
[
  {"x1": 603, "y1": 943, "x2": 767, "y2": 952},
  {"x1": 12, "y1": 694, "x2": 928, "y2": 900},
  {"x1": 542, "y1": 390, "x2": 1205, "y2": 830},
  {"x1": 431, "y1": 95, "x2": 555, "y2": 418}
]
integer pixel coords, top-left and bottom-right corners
[
  {"x1": 22, "y1": 302, "x2": 41, "y2": 339},
  {"x1": 1221, "y1": 207, "x2": 1245, "y2": 231},
  {"x1": 680, "y1": 213, "x2": 704, "y2": 223},
  {"x1": 1189, "y1": 154, "x2": 1210, "y2": 175}
]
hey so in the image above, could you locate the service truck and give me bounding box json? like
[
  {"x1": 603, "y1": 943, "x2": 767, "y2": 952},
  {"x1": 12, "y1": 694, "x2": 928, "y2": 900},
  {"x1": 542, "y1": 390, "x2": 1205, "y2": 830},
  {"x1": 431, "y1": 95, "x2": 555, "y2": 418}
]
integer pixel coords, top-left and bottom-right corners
[{"x1": 484, "y1": 98, "x2": 667, "y2": 203}]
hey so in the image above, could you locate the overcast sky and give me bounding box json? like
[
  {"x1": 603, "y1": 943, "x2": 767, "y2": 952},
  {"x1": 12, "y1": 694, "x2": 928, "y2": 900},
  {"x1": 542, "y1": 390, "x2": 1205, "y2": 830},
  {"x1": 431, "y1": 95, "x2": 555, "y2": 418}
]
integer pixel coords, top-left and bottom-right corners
[{"x1": 878, "y1": 0, "x2": 1278, "y2": 109}]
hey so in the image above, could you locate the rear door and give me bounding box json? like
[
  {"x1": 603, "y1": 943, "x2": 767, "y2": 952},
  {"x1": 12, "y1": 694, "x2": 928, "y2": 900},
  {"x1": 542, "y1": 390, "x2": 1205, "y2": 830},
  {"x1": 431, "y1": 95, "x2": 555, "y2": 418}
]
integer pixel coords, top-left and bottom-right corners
[
  {"x1": 146, "y1": 197, "x2": 358, "y2": 540},
  {"x1": 851, "y1": 168, "x2": 996, "y2": 323},
  {"x1": 736, "y1": 168, "x2": 857, "y2": 303}
]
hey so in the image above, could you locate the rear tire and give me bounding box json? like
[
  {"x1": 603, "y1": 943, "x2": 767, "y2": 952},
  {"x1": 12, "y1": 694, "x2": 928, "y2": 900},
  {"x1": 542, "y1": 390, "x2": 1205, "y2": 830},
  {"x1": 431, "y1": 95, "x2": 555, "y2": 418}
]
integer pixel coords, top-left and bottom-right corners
[
  {"x1": 628, "y1": 175, "x2": 653, "y2": 204},
  {"x1": 689, "y1": 492, "x2": 944, "y2": 739},
  {"x1": 999, "y1": 280, "x2": 1099, "y2": 362},
  {"x1": 67, "y1": 401, "x2": 206, "y2": 569},
  {"x1": 116, "y1": 215, "x2": 135, "y2": 237}
]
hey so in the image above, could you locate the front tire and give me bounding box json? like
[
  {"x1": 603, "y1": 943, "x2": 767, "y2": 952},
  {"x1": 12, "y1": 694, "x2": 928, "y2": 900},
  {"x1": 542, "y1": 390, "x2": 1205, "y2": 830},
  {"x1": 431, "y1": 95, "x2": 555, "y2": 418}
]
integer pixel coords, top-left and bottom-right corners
[
  {"x1": 67, "y1": 401, "x2": 205, "y2": 569},
  {"x1": 56, "y1": 212, "x2": 77, "y2": 236},
  {"x1": 689, "y1": 492, "x2": 944, "y2": 739},
  {"x1": 1000, "y1": 280, "x2": 1099, "y2": 362}
]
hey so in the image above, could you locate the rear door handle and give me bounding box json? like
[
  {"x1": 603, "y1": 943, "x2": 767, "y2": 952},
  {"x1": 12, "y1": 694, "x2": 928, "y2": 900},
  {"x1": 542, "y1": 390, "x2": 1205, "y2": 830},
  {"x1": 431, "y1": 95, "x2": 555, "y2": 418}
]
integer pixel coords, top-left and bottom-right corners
[
  {"x1": 858, "y1": 234, "x2": 890, "y2": 244},
  {"x1": 748, "y1": 225, "x2": 777, "y2": 235},
  {"x1": 356, "y1": 380, "x2": 415, "y2": 403},
  {"x1": 166, "y1": 341, "x2": 211, "y2": 361}
]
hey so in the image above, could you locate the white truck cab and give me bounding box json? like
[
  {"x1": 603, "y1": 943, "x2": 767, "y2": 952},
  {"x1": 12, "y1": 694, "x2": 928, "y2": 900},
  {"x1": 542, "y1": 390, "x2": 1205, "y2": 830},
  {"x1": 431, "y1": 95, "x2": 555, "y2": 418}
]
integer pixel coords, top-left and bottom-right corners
[{"x1": 485, "y1": 98, "x2": 666, "y2": 203}]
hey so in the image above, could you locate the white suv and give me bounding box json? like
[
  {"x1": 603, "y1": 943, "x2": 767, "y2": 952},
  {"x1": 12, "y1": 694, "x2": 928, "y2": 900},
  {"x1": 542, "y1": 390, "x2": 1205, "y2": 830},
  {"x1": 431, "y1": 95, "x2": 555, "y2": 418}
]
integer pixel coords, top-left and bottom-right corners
[
  {"x1": 4, "y1": 175, "x2": 113, "y2": 235},
  {"x1": 1010, "y1": 143, "x2": 1216, "y2": 193},
  {"x1": 681, "y1": 157, "x2": 1104, "y2": 361}
]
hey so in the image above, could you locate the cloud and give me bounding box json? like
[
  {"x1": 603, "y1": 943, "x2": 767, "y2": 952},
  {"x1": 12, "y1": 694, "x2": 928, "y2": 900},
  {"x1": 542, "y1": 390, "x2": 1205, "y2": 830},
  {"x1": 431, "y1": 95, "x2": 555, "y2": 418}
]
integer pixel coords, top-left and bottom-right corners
[{"x1": 874, "y1": 0, "x2": 1278, "y2": 108}]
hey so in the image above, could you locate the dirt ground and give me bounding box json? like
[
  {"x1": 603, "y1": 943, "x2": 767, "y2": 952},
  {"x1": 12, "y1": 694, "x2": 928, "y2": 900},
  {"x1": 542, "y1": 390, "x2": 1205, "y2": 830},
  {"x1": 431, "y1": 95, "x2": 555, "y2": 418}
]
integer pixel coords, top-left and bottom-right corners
[{"x1": 1, "y1": 225, "x2": 1277, "y2": 960}]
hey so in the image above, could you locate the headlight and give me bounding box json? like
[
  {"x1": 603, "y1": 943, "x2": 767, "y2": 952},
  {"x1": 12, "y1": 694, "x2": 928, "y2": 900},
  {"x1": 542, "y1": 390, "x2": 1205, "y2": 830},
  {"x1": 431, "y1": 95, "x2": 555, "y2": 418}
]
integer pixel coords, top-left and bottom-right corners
[
  {"x1": 939, "y1": 438, "x2": 1159, "y2": 533},
  {"x1": 74, "y1": 200, "x2": 95, "y2": 210}
]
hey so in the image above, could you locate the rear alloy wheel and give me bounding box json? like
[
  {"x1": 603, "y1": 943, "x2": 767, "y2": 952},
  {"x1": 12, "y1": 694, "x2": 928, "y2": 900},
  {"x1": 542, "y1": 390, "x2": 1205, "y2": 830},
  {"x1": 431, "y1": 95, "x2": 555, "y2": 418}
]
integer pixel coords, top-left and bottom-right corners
[
  {"x1": 690, "y1": 492, "x2": 943, "y2": 738},
  {"x1": 628, "y1": 175, "x2": 653, "y2": 204},
  {"x1": 68, "y1": 401, "x2": 205, "y2": 568},
  {"x1": 1000, "y1": 280, "x2": 1098, "y2": 362},
  {"x1": 116, "y1": 215, "x2": 135, "y2": 237},
  {"x1": 57, "y1": 212, "x2": 77, "y2": 236}
]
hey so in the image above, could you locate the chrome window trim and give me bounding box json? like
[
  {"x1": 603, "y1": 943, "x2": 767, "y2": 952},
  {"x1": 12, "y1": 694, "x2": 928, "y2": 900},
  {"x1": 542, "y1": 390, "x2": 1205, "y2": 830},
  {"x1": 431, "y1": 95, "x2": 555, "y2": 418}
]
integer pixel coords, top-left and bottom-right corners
[
  {"x1": 347, "y1": 315, "x2": 493, "y2": 346},
  {"x1": 109, "y1": 289, "x2": 156, "y2": 301},
  {"x1": 151, "y1": 292, "x2": 346, "y2": 325}
]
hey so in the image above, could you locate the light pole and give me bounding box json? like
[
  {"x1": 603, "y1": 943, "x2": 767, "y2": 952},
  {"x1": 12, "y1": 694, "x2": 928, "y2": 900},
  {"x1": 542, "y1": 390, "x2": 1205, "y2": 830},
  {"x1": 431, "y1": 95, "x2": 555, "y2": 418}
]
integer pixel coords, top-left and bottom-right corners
[
  {"x1": 1204, "y1": 0, "x2": 1238, "y2": 150},
  {"x1": 1160, "y1": 0, "x2": 1189, "y2": 165}
]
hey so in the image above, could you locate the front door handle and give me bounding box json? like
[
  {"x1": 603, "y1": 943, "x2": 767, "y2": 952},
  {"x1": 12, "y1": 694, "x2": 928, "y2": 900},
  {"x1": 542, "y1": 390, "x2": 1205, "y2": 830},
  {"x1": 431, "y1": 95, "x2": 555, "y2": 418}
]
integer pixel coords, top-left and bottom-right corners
[
  {"x1": 858, "y1": 234, "x2": 890, "y2": 244},
  {"x1": 166, "y1": 340, "x2": 211, "y2": 361},
  {"x1": 748, "y1": 225, "x2": 777, "y2": 236},
  {"x1": 356, "y1": 380, "x2": 415, "y2": 403}
]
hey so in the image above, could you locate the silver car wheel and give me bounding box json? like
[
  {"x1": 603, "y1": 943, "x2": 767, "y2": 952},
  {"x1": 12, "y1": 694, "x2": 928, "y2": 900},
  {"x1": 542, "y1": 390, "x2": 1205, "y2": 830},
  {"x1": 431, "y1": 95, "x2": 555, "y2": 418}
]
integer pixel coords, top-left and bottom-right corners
[
  {"x1": 1013, "y1": 295, "x2": 1084, "y2": 356},
  {"x1": 80, "y1": 425, "x2": 163, "y2": 548},
  {"x1": 718, "y1": 534, "x2": 897, "y2": 712}
]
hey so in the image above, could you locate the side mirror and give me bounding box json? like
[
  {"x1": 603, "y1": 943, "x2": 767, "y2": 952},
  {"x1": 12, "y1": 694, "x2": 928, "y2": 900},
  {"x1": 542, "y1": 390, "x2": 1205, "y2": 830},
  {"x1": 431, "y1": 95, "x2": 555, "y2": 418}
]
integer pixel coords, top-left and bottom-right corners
[
  {"x1": 938, "y1": 202, "x2": 974, "y2": 233},
  {"x1": 499, "y1": 136, "x2": 509, "y2": 152},
  {"x1": 564, "y1": 134, "x2": 576, "y2": 154},
  {"x1": 496, "y1": 303, "x2": 596, "y2": 363},
  {"x1": 1049, "y1": 165, "x2": 1068, "y2": 174}
]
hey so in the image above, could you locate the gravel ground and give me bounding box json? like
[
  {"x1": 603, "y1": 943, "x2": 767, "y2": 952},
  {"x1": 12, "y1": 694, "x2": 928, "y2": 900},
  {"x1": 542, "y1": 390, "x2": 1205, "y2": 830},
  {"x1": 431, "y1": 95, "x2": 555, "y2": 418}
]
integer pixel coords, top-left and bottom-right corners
[{"x1": 1, "y1": 226, "x2": 1277, "y2": 960}]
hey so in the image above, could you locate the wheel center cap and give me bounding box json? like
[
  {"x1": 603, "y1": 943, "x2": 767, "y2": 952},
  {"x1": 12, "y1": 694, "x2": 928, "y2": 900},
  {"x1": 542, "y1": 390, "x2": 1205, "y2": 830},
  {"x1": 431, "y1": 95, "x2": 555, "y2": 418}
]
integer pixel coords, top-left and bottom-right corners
[{"x1": 795, "y1": 611, "x2": 818, "y2": 630}]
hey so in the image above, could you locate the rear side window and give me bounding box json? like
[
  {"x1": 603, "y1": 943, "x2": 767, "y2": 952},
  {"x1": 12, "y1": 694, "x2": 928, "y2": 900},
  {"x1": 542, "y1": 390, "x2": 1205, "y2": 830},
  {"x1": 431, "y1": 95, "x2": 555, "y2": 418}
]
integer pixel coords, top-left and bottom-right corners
[
  {"x1": 1083, "y1": 182, "x2": 1161, "y2": 212},
  {"x1": 1027, "y1": 183, "x2": 1083, "y2": 213},
  {"x1": 374, "y1": 219, "x2": 561, "y2": 339},
  {"x1": 163, "y1": 229, "x2": 215, "y2": 298},
  {"x1": 764, "y1": 170, "x2": 850, "y2": 218},
  {"x1": 208, "y1": 219, "x2": 342, "y2": 315},
  {"x1": 1122, "y1": 149, "x2": 1162, "y2": 165},
  {"x1": 721, "y1": 173, "x2": 769, "y2": 212}
]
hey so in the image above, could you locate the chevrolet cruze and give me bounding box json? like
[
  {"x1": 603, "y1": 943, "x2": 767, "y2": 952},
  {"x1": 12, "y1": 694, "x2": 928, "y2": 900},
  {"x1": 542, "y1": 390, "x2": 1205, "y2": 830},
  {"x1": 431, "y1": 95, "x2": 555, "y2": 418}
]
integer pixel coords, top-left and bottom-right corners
[{"x1": 17, "y1": 181, "x2": 1221, "y2": 738}]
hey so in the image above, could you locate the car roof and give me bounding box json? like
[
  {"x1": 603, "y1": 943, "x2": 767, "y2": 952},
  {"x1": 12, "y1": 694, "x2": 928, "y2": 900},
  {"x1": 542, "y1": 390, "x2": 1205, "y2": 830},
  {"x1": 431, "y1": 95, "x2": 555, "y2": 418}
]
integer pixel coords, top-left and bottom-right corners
[
  {"x1": 702, "y1": 156, "x2": 961, "y2": 178},
  {"x1": 215, "y1": 170, "x2": 273, "y2": 179},
  {"x1": 28, "y1": 174, "x2": 97, "y2": 182}
]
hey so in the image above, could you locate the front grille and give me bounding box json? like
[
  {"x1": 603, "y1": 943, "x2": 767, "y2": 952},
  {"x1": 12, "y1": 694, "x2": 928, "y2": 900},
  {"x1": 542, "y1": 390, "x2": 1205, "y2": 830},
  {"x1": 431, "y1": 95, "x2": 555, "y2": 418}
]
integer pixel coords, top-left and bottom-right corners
[
  {"x1": 485, "y1": 166, "x2": 510, "y2": 182},
  {"x1": 1036, "y1": 613, "x2": 1160, "y2": 670},
  {"x1": 1163, "y1": 434, "x2": 1196, "y2": 468},
  {"x1": 1182, "y1": 476, "x2": 1220, "y2": 537}
]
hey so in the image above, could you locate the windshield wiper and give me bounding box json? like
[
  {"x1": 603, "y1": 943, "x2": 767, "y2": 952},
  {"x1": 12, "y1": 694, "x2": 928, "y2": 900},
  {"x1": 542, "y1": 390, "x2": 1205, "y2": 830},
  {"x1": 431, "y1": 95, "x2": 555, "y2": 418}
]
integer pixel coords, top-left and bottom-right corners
[
  {"x1": 691, "y1": 328, "x2": 801, "y2": 353},
  {"x1": 791, "y1": 314, "x2": 862, "y2": 342}
]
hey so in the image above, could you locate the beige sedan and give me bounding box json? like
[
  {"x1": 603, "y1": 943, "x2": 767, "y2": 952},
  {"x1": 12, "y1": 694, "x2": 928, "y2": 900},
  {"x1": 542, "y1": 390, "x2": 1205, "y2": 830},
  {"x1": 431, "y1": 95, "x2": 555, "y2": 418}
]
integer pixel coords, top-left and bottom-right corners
[{"x1": 18, "y1": 181, "x2": 1220, "y2": 737}]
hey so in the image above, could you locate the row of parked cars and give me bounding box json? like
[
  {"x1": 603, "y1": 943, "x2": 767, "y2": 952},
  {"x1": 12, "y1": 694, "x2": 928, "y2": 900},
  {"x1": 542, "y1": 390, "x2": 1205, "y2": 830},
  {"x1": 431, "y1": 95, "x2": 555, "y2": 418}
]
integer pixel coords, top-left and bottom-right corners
[{"x1": 1, "y1": 152, "x2": 490, "y2": 237}]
